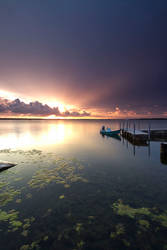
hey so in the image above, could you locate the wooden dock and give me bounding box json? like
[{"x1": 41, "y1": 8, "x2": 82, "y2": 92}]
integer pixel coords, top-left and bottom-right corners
[
  {"x1": 142, "y1": 129, "x2": 167, "y2": 141},
  {"x1": 121, "y1": 125, "x2": 167, "y2": 163},
  {"x1": 121, "y1": 128, "x2": 148, "y2": 145},
  {"x1": 121, "y1": 128, "x2": 167, "y2": 144}
]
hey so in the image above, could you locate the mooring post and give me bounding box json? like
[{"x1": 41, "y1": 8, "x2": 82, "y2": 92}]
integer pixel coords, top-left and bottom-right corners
[
  {"x1": 126, "y1": 119, "x2": 128, "y2": 130},
  {"x1": 132, "y1": 122, "x2": 136, "y2": 144},
  {"x1": 148, "y1": 122, "x2": 151, "y2": 159},
  {"x1": 133, "y1": 144, "x2": 136, "y2": 156},
  {"x1": 138, "y1": 120, "x2": 140, "y2": 130},
  {"x1": 160, "y1": 143, "x2": 167, "y2": 165},
  {"x1": 148, "y1": 123, "x2": 151, "y2": 141},
  {"x1": 122, "y1": 121, "x2": 124, "y2": 133},
  {"x1": 134, "y1": 123, "x2": 136, "y2": 135}
]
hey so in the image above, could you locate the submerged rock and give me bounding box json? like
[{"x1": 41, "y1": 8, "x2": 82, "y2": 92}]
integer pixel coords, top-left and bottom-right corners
[{"x1": 0, "y1": 161, "x2": 17, "y2": 171}]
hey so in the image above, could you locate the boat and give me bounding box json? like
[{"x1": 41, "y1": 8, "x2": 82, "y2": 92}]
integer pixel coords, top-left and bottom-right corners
[{"x1": 100, "y1": 126, "x2": 121, "y2": 136}]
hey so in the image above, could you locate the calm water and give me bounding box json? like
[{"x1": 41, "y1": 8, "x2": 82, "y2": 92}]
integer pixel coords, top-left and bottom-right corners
[{"x1": 0, "y1": 119, "x2": 167, "y2": 250}]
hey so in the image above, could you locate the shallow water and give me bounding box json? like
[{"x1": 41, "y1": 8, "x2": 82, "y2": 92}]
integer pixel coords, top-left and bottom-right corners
[{"x1": 0, "y1": 119, "x2": 167, "y2": 250}]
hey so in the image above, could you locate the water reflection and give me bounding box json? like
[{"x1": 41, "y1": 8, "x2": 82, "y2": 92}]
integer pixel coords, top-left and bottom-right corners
[
  {"x1": 0, "y1": 121, "x2": 74, "y2": 149},
  {"x1": 100, "y1": 133, "x2": 121, "y2": 141},
  {"x1": 0, "y1": 119, "x2": 167, "y2": 163},
  {"x1": 1, "y1": 119, "x2": 167, "y2": 249}
]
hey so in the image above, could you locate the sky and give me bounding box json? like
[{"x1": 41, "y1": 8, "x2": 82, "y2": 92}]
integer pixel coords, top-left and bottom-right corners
[{"x1": 0, "y1": 0, "x2": 167, "y2": 118}]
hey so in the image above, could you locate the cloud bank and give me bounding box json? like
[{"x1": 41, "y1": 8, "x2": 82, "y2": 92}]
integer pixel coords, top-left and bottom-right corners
[{"x1": 0, "y1": 98, "x2": 90, "y2": 117}]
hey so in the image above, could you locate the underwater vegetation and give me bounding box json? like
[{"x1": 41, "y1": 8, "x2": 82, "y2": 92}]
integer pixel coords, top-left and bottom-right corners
[
  {"x1": 113, "y1": 199, "x2": 151, "y2": 218},
  {"x1": 0, "y1": 209, "x2": 22, "y2": 232},
  {"x1": 0, "y1": 188, "x2": 20, "y2": 206},
  {"x1": 0, "y1": 207, "x2": 35, "y2": 234},
  {"x1": 113, "y1": 199, "x2": 167, "y2": 229},
  {"x1": 138, "y1": 219, "x2": 150, "y2": 230},
  {"x1": 28, "y1": 156, "x2": 88, "y2": 189},
  {"x1": 110, "y1": 223, "x2": 125, "y2": 239},
  {"x1": 1, "y1": 149, "x2": 167, "y2": 249},
  {"x1": 0, "y1": 181, "x2": 8, "y2": 189},
  {"x1": 0, "y1": 149, "x2": 91, "y2": 249}
]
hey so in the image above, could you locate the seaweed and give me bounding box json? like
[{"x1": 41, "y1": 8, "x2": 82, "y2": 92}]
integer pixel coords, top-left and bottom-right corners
[
  {"x1": 152, "y1": 211, "x2": 167, "y2": 227},
  {"x1": 75, "y1": 223, "x2": 83, "y2": 234},
  {"x1": 113, "y1": 200, "x2": 151, "y2": 219},
  {"x1": 16, "y1": 199, "x2": 22, "y2": 204},
  {"x1": 110, "y1": 223, "x2": 125, "y2": 239},
  {"x1": 113, "y1": 200, "x2": 167, "y2": 229},
  {"x1": 59, "y1": 195, "x2": 65, "y2": 199},
  {"x1": 0, "y1": 188, "x2": 20, "y2": 206},
  {"x1": 138, "y1": 219, "x2": 150, "y2": 229},
  {"x1": 28, "y1": 157, "x2": 88, "y2": 189}
]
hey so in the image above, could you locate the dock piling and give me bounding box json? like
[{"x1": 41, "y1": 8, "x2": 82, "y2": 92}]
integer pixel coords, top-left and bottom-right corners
[{"x1": 160, "y1": 143, "x2": 167, "y2": 165}]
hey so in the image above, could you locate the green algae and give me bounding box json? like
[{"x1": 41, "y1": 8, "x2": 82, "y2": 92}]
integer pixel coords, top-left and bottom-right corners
[
  {"x1": 64, "y1": 184, "x2": 70, "y2": 188},
  {"x1": 138, "y1": 219, "x2": 150, "y2": 229},
  {"x1": 76, "y1": 240, "x2": 85, "y2": 249},
  {"x1": 113, "y1": 200, "x2": 167, "y2": 230},
  {"x1": 0, "y1": 209, "x2": 22, "y2": 231},
  {"x1": 21, "y1": 230, "x2": 28, "y2": 237},
  {"x1": 9, "y1": 220, "x2": 23, "y2": 231},
  {"x1": 23, "y1": 217, "x2": 35, "y2": 230},
  {"x1": 75, "y1": 223, "x2": 83, "y2": 234},
  {"x1": 88, "y1": 216, "x2": 95, "y2": 220},
  {"x1": 20, "y1": 241, "x2": 40, "y2": 250},
  {"x1": 14, "y1": 177, "x2": 23, "y2": 182},
  {"x1": 16, "y1": 199, "x2": 22, "y2": 203},
  {"x1": 43, "y1": 208, "x2": 52, "y2": 217},
  {"x1": 113, "y1": 200, "x2": 151, "y2": 219},
  {"x1": 0, "y1": 208, "x2": 35, "y2": 235},
  {"x1": 43, "y1": 235, "x2": 48, "y2": 241},
  {"x1": 0, "y1": 181, "x2": 8, "y2": 189},
  {"x1": 122, "y1": 239, "x2": 131, "y2": 247},
  {"x1": 20, "y1": 245, "x2": 29, "y2": 250},
  {"x1": 110, "y1": 223, "x2": 125, "y2": 239},
  {"x1": 0, "y1": 209, "x2": 19, "y2": 222},
  {"x1": 30, "y1": 241, "x2": 40, "y2": 249},
  {"x1": 26, "y1": 193, "x2": 32, "y2": 199},
  {"x1": 28, "y1": 157, "x2": 88, "y2": 189},
  {"x1": 152, "y1": 211, "x2": 167, "y2": 227},
  {"x1": 1, "y1": 148, "x2": 167, "y2": 249},
  {"x1": 0, "y1": 188, "x2": 21, "y2": 206},
  {"x1": 59, "y1": 195, "x2": 65, "y2": 199},
  {"x1": 10, "y1": 220, "x2": 22, "y2": 227}
]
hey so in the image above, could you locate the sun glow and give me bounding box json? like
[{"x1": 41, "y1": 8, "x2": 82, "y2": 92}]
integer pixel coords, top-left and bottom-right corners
[
  {"x1": 46, "y1": 100, "x2": 76, "y2": 113},
  {"x1": 0, "y1": 89, "x2": 18, "y2": 100},
  {"x1": 58, "y1": 103, "x2": 65, "y2": 113},
  {"x1": 0, "y1": 122, "x2": 74, "y2": 150}
]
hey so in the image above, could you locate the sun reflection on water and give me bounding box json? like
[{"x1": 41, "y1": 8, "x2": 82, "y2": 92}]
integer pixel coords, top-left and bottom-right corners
[{"x1": 0, "y1": 122, "x2": 74, "y2": 150}]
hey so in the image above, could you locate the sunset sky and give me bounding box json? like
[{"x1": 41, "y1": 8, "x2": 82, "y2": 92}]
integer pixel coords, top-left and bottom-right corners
[{"x1": 0, "y1": 0, "x2": 167, "y2": 118}]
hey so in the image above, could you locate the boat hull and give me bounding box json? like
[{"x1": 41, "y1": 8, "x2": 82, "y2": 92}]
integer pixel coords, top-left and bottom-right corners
[{"x1": 100, "y1": 129, "x2": 121, "y2": 135}]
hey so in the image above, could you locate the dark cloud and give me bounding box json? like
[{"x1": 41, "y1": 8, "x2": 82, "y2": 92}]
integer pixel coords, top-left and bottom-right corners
[
  {"x1": 0, "y1": 0, "x2": 166, "y2": 115},
  {"x1": 8, "y1": 99, "x2": 60, "y2": 115},
  {"x1": 0, "y1": 98, "x2": 90, "y2": 117},
  {"x1": 0, "y1": 104, "x2": 7, "y2": 112},
  {"x1": 63, "y1": 110, "x2": 90, "y2": 117}
]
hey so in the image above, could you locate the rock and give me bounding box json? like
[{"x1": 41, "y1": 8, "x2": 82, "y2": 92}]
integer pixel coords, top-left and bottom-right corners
[{"x1": 0, "y1": 161, "x2": 17, "y2": 171}]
